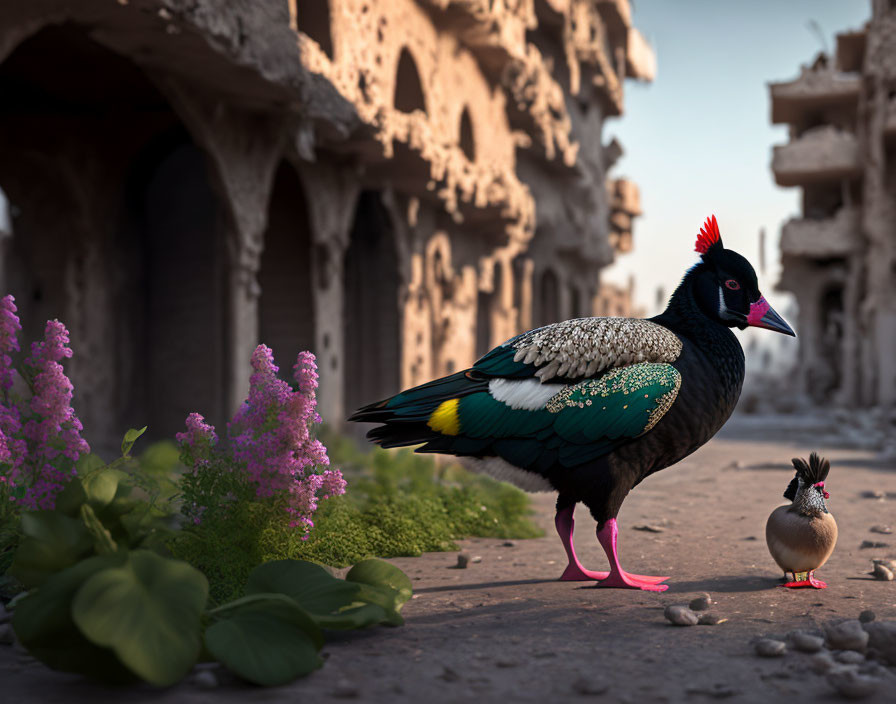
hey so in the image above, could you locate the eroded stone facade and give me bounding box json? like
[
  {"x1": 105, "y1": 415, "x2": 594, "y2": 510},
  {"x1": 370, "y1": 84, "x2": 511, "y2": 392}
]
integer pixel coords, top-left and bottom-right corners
[
  {"x1": 0, "y1": 0, "x2": 651, "y2": 449},
  {"x1": 770, "y1": 0, "x2": 896, "y2": 407}
]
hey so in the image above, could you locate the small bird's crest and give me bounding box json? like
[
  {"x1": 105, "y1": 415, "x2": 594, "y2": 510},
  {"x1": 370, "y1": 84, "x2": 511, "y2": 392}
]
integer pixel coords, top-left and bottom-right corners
[
  {"x1": 695, "y1": 215, "x2": 724, "y2": 255},
  {"x1": 784, "y1": 452, "x2": 831, "y2": 500}
]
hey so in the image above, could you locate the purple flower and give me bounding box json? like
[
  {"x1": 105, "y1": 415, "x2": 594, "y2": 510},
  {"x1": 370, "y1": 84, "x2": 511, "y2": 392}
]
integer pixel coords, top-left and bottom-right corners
[
  {"x1": 177, "y1": 347, "x2": 345, "y2": 535},
  {"x1": 1, "y1": 312, "x2": 89, "y2": 510}
]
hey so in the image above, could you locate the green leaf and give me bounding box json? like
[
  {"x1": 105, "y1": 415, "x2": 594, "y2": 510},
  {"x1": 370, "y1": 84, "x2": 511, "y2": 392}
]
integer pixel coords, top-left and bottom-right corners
[
  {"x1": 82, "y1": 469, "x2": 127, "y2": 509},
  {"x1": 204, "y1": 597, "x2": 323, "y2": 686},
  {"x1": 312, "y1": 602, "x2": 392, "y2": 630},
  {"x1": 72, "y1": 550, "x2": 208, "y2": 687},
  {"x1": 79, "y1": 504, "x2": 118, "y2": 555},
  {"x1": 9, "y1": 512, "x2": 94, "y2": 588},
  {"x1": 75, "y1": 453, "x2": 106, "y2": 477},
  {"x1": 121, "y1": 427, "x2": 148, "y2": 458},
  {"x1": 246, "y1": 560, "x2": 361, "y2": 617},
  {"x1": 53, "y1": 478, "x2": 88, "y2": 517},
  {"x1": 346, "y1": 559, "x2": 413, "y2": 605},
  {"x1": 12, "y1": 554, "x2": 134, "y2": 683}
]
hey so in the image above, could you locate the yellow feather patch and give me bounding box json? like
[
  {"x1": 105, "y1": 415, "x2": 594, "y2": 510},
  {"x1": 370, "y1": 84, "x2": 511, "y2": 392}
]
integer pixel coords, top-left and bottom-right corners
[{"x1": 428, "y1": 399, "x2": 460, "y2": 435}]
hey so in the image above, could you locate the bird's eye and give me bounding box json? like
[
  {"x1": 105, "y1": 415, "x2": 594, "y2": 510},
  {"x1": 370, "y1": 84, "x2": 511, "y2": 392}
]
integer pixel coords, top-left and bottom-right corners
[{"x1": 725, "y1": 279, "x2": 740, "y2": 290}]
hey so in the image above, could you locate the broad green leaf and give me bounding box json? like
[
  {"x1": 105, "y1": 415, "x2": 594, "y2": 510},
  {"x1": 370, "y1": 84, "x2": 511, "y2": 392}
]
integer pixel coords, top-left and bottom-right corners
[
  {"x1": 53, "y1": 477, "x2": 88, "y2": 517},
  {"x1": 75, "y1": 453, "x2": 106, "y2": 477},
  {"x1": 121, "y1": 427, "x2": 147, "y2": 457},
  {"x1": 312, "y1": 602, "x2": 392, "y2": 630},
  {"x1": 9, "y1": 512, "x2": 94, "y2": 587},
  {"x1": 345, "y1": 560, "x2": 413, "y2": 627},
  {"x1": 205, "y1": 597, "x2": 323, "y2": 686},
  {"x1": 72, "y1": 550, "x2": 208, "y2": 687},
  {"x1": 12, "y1": 554, "x2": 134, "y2": 682},
  {"x1": 246, "y1": 560, "x2": 361, "y2": 616},
  {"x1": 82, "y1": 469, "x2": 127, "y2": 509}
]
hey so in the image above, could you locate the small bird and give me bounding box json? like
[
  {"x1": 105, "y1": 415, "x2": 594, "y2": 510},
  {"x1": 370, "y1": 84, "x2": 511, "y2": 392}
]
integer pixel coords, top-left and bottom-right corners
[
  {"x1": 350, "y1": 216, "x2": 795, "y2": 592},
  {"x1": 766, "y1": 453, "x2": 837, "y2": 589}
]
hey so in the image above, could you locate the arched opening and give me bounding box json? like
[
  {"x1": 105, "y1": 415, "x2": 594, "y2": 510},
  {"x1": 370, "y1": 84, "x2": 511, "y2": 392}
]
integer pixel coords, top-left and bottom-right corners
[
  {"x1": 295, "y1": 0, "x2": 334, "y2": 60},
  {"x1": 258, "y1": 162, "x2": 315, "y2": 372},
  {"x1": 816, "y1": 284, "x2": 844, "y2": 400},
  {"x1": 459, "y1": 107, "x2": 475, "y2": 161},
  {"x1": 394, "y1": 48, "x2": 426, "y2": 114},
  {"x1": 0, "y1": 25, "x2": 226, "y2": 449},
  {"x1": 475, "y1": 262, "x2": 502, "y2": 358},
  {"x1": 539, "y1": 269, "x2": 560, "y2": 326},
  {"x1": 569, "y1": 284, "x2": 581, "y2": 319},
  {"x1": 343, "y1": 192, "x2": 401, "y2": 416}
]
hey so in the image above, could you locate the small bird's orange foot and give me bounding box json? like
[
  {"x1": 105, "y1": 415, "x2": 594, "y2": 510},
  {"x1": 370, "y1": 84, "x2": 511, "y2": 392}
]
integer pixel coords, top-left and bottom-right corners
[
  {"x1": 560, "y1": 565, "x2": 668, "y2": 584},
  {"x1": 592, "y1": 571, "x2": 670, "y2": 592}
]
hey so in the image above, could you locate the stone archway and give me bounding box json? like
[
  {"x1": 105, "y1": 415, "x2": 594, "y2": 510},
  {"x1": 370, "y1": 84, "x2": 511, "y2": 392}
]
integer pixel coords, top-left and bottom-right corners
[
  {"x1": 394, "y1": 47, "x2": 426, "y2": 114},
  {"x1": 343, "y1": 191, "x2": 401, "y2": 415},
  {"x1": 0, "y1": 24, "x2": 226, "y2": 449},
  {"x1": 258, "y1": 162, "x2": 315, "y2": 374}
]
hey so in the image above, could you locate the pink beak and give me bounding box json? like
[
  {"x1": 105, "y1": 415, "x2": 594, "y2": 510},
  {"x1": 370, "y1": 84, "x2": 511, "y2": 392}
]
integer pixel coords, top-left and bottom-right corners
[{"x1": 746, "y1": 297, "x2": 795, "y2": 336}]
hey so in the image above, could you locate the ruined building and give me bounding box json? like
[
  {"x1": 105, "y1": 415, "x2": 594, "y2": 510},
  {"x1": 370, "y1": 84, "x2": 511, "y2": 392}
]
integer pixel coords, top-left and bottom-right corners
[
  {"x1": 770, "y1": 0, "x2": 896, "y2": 408},
  {"x1": 0, "y1": 0, "x2": 653, "y2": 449}
]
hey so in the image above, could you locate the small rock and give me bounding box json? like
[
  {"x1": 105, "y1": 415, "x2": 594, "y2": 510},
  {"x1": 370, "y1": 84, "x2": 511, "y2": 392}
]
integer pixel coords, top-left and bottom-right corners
[
  {"x1": 742, "y1": 536, "x2": 758, "y2": 541},
  {"x1": 471, "y1": 556, "x2": 482, "y2": 564},
  {"x1": 861, "y1": 490, "x2": 886, "y2": 500},
  {"x1": 871, "y1": 558, "x2": 896, "y2": 571},
  {"x1": 633, "y1": 524, "x2": 665, "y2": 533},
  {"x1": 571, "y1": 677, "x2": 609, "y2": 696},
  {"x1": 808, "y1": 652, "x2": 836, "y2": 674},
  {"x1": 826, "y1": 666, "x2": 880, "y2": 700},
  {"x1": 864, "y1": 621, "x2": 896, "y2": 665},
  {"x1": 456, "y1": 553, "x2": 470, "y2": 569},
  {"x1": 697, "y1": 613, "x2": 727, "y2": 626},
  {"x1": 502, "y1": 541, "x2": 515, "y2": 547},
  {"x1": 859, "y1": 610, "x2": 876, "y2": 624},
  {"x1": 0, "y1": 624, "x2": 14, "y2": 646},
  {"x1": 859, "y1": 540, "x2": 889, "y2": 549},
  {"x1": 789, "y1": 631, "x2": 825, "y2": 653},
  {"x1": 664, "y1": 605, "x2": 698, "y2": 626},
  {"x1": 870, "y1": 563, "x2": 894, "y2": 581},
  {"x1": 835, "y1": 651, "x2": 867, "y2": 665},
  {"x1": 332, "y1": 678, "x2": 360, "y2": 698},
  {"x1": 495, "y1": 659, "x2": 517, "y2": 668},
  {"x1": 869, "y1": 525, "x2": 893, "y2": 534},
  {"x1": 825, "y1": 620, "x2": 869, "y2": 652},
  {"x1": 439, "y1": 667, "x2": 461, "y2": 683},
  {"x1": 688, "y1": 593, "x2": 714, "y2": 611},
  {"x1": 193, "y1": 670, "x2": 218, "y2": 690},
  {"x1": 755, "y1": 639, "x2": 787, "y2": 657}
]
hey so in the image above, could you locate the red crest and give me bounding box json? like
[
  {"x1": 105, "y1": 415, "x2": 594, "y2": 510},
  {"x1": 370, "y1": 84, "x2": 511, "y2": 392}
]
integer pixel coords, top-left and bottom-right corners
[{"x1": 695, "y1": 215, "x2": 722, "y2": 254}]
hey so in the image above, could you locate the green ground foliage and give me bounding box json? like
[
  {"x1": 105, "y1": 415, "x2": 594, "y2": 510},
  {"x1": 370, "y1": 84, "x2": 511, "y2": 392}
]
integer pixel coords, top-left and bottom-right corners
[{"x1": 169, "y1": 432, "x2": 542, "y2": 604}]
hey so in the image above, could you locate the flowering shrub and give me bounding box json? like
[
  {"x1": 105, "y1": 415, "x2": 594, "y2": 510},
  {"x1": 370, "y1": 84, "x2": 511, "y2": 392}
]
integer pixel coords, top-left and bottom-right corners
[
  {"x1": 0, "y1": 295, "x2": 90, "y2": 510},
  {"x1": 177, "y1": 345, "x2": 345, "y2": 537}
]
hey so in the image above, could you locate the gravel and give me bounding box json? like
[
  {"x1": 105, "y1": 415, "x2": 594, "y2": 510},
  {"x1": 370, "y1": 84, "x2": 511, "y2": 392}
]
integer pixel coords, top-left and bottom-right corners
[
  {"x1": 834, "y1": 650, "x2": 867, "y2": 665},
  {"x1": 697, "y1": 613, "x2": 727, "y2": 626},
  {"x1": 869, "y1": 525, "x2": 893, "y2": 534},
  {"x1": 663, "y1": 605, "x2": 698, "y2": 626},
  {"x1": 870, "y1": 563, "x2": 894, "y2": 581},
  {"x1": 754, "y1": 639, "x2": 787, "y2": 657},
  {"x1": 808, "y1": 652, "x2": 836, "y2": 674},
  {"x1": 789, "y1": 631, "x2": 825, "y2": 653},
  {"x1": 859, "y1": 540, "x2": 889, "y2": 549},
  {"x1": 858, "y1": 610, "x2": 876, "y2": 624},
  {"x1": 824, "y1": 620, "x2": 869, "y2": 652},
  {"x1": 864, "y1": 621, "x2": 896, "y2": 665},
  {"x1": 826, "y1": 666, "x2": 881, "y2": 700}
]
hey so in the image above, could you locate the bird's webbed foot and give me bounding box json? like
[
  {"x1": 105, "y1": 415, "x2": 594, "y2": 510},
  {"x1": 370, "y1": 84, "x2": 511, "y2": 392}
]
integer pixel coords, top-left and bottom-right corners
[
  {"x1": 780, "y1": 570, "x2": 827, "y2": 589},
  {"x1": 560, "y1": 564, "x2": 668, "y2": 584},
  {"x1": 593, "y1": 570, "x2": 670, "y2": 592}
]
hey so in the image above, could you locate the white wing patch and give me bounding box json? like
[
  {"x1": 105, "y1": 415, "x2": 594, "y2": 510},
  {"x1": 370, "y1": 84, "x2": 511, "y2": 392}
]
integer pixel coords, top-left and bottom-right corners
[
  {"x1": 488, "y1": 378, "x2": 566, "y2": 410},
  {"x1": 462, "y1": 456, "x2": 553, "y2": 493}
]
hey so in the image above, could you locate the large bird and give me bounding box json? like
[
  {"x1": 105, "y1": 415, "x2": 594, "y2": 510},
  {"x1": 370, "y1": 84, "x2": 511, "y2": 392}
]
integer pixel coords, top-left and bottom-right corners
[{"x1": 350, "y1": 216, "x2": 795, "y2": 591}]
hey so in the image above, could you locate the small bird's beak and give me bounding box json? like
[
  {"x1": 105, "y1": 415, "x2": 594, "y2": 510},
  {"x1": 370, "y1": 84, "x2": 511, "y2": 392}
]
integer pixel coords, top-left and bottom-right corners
[{"x1": 746, "y1": 297, "x2": 795, "y2": 336}]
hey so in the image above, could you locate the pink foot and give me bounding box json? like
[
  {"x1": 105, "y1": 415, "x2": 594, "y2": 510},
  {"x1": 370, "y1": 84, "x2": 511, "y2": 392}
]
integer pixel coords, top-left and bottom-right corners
[
  {"x1": 780, "y1": 577, "x2": 827, "y2": 589},
  {"x1": 560, "y1": 564, "x2": 668, "y2": 584},
  {"x1": 594, "y1": 570, "x2": 669, "y2": 592}
]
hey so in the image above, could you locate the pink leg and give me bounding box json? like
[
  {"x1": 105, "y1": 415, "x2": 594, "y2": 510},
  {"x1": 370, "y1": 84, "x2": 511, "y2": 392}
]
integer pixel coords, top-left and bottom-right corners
[
  {"x1": 556, "y1": 507, "x2": 668, "y2": 585},
  {"x1": 593, "y1": 518, "x2": 669, "y2": 592}
]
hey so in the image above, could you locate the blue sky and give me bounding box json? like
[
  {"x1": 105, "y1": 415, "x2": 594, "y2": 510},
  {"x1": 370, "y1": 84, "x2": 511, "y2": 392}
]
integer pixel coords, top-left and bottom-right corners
[{"x1": 602, "y1": 0, "x2": 870, "y2": 314}]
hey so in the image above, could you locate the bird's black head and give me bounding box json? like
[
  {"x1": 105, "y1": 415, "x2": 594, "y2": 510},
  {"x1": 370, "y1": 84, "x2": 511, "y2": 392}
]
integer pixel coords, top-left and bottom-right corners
[
  {"x1": 689, "y1": 216, "x2": 795, "y2": 336},
  {"x1": 784, "y1": 452, "x2": 831, "y2": 513}
]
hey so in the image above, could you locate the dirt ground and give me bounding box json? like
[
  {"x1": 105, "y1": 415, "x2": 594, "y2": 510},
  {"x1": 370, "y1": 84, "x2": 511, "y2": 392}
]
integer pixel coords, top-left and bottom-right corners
[{"x1": 3, "y1": 428, "x2": 896, "y2": 703}]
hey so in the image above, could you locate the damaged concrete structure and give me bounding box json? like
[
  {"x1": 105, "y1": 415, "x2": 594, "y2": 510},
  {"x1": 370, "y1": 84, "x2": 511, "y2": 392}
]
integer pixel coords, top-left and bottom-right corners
[
  {"x1": 0, "y1": 0, "x2": 652, "y2": 448},
  {"x1": 770, "y1": 0, "x2": 896, "y2": 408}
]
